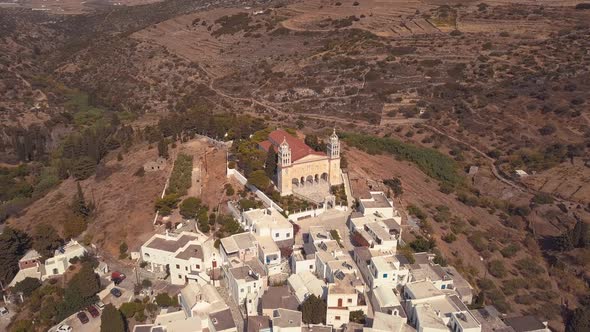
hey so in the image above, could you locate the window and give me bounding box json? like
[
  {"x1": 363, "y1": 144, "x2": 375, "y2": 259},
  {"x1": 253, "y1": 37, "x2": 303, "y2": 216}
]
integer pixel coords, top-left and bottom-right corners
[
  {"x1": 309, "y1": 265, "x2": 313, "y2": 270},
  {"x1": 347, "y1": 298, "x2": 353, "y2": 303},
  {"x1": 176, "y1": 264, "x2": 180, "y2": 269},
  {"x1": 241, "y1": 288, "x2": 244, "y2": 293},
  {"x1": 275, "y1": 233, "x2": 279, "y2": 238},
  {"x1": 441, "y1": 284, "x2": 446, "y2": 289},
  {"x1": 383, "y1": 273, "x2": 388, "y2": 278},
  {"x1": 335, "y1": 316, "x2": 341, "y2": 321},
  {"x1": 178, "y1": 275, "x2": 182, "y2": 279},
  {"x1": 195, "y1": 264, "x2": 200, "y2": 269},
  {"x1": 286, "y1": 233, "x2": 290, "y2": 237}
]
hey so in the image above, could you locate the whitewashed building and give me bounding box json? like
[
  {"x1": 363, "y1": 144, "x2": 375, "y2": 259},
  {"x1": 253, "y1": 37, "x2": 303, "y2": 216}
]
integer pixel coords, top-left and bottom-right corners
[
  {"x1": 140, "y1": 231, "x2": 218, "y2": 285},
  {"x1": 326, "y1": 274, "x2": 368, "y2": 328}
]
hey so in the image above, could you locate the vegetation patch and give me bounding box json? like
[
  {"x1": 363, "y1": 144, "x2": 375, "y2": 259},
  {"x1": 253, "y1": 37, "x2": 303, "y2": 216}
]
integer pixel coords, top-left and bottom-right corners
[
  {"x1": 342, "y1": 132, "x2": 463, "y2": 187},
  {"x1": 166, "y1": 153, "x2": 193, "y2": 196}
]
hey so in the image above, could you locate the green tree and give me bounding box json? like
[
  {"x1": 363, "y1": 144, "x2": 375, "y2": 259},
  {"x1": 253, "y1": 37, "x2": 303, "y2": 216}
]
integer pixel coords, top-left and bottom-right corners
[
  {"x1": 572, "y1": 220, "x2": 589, "y2": 248},
  {"x1": 72, "y1": 182, "x2": 90, "y2": 219},
  {"x1": 101, "y1": 304, "x2": 125, "y2": 332},
  {"x1": 32, "y1": 223, "x2": 63, "y2": 258},
  {"x1": 13, "y1": 277, "x2": 42, "y2": 296},
  {"x1": 119, "y1": 242, "x2": 128, "y2": 256},
  {"x1": 301, "y1": 294, "x2": 326, "y2": 324},
  {"x1": 155, "y1": 194, "x2": 180, "y2": 216},
  {"x1": 179, "y1": 197, "x2": 202, "y2": 219},
  {"x1": 409, "y1": 236, "x2": 436, "y2": 252},
  {"x1": 56, "y1": 262, "x2": 101, "y2": 321},
  {"x1": 264, "y1": 149, "x2": 277, "y2": 180},
  {"x1": 349, "y1": 310, "x2": 366, "y2": 324},
  {"x1": 247, "y1": 170, "x2": 270, "y2": 189},
  {"x1": 158, "y1": 139, "x2": 169, "y2": 159},
  {"x1": 142, "y1": 279, "x2": 152, "y2": 288},
  {"x1": 120, "y1": 301, "x2": 144, "y2": 318},
  {"x1": 224, "y1": 184, "x2": 235, "y2": 196},
  {"x1": 0, "y1": 227, "x2": 31, "y2": 285},
  {"x1": 155, "y1": 292, "x2": 178, "y2": 307},
  {"x1": 384, "y1": 178, "x2": 403, "y2": 197}
]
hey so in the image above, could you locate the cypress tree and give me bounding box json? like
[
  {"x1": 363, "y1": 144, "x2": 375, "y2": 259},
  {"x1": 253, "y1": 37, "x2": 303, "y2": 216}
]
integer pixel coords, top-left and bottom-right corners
[
  {"x1": 100, "y1": 304, "x2": 125, "y2": 332},
  {"x1": 158, "y1": 139, "x2": 169, "y2": 159},
  {"x1": 264, "y1": 149, "x2": 277, "y2": 180},
  {"x1": 72, "y1": 182, "x2": 90, "y2": 219}
]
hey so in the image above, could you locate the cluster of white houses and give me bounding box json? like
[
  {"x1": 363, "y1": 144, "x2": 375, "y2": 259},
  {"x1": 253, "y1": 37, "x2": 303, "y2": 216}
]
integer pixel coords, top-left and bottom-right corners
[
  {"x1": 135, "y1": 128, "x2": 551, "y2": 332},
  {"x1": 8, "y1": 240, "x2": 88, "y2": 288}
]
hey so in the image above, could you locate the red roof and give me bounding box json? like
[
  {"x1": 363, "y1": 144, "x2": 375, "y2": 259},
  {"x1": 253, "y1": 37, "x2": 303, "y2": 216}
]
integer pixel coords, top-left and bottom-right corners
[{"x1": 259, "y1": 129, "x2": 326, "y2": 162}]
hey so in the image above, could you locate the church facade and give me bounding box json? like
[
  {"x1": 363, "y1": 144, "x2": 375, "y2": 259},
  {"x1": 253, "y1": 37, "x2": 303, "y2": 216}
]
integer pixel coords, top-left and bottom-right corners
[{"x1": 259, "y1": 129, "x2": 342, "y2": 196}]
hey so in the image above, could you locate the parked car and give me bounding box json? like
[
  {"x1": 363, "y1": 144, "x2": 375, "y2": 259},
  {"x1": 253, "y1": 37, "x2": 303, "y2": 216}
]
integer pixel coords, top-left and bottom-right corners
[
  {"x1": 110, "y1": 287, "x2": 122, "y2": 297},
  {"x1": 77, "y1": 311, "x2": 89, "y2": 324},
  {"x1": 111, "y1": 271, "x2": 126, "y2": 285},
  {"x1": 87, "y1": 305, "x2": 100, "y2": 318},
  {"x1": 0, "y1": 307, "x2": 8, "y2": 316},
  {"x1": 57, "y1": 324, "x2": 73, "y2": 332},
  {"x1": 96, "y1": 301, "x2": 105, "y2": 310}
]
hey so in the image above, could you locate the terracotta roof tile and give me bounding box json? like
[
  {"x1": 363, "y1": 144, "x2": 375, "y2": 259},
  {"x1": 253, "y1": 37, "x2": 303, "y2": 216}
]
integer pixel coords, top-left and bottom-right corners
[{"x1": 260, "y1": 129, "x2": 326, "y2": 162}]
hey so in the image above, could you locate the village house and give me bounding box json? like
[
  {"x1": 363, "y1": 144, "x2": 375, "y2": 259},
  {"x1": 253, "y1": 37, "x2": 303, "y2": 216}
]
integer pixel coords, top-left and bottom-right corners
[
  {"x1": 224, "y1": 259, "x2": 268, "y2": 315},
  {"x1": 220, "y1": 232, "x2": 258, "y2": 266},
  {"x1": 408, "y1": 263, "x2": 473, "y2": 304},
  {"x1": 272, "y1": 308, "x2": 303, "y2": 332},
  {"x1": 358, "y1": 191, "x2": 401, "y2": 220},
  {"x1": 247, "y1": 315, "x2": 272, "y2": 332},
  {"x1": 290, "y1": 246, "x2": 316, "y2": 274},
  {"x1": 368, "y1": 285, "x2": 406, "y2": 317},
  {"x1": 349, "y1": 191, "x2": 402, "y2": 252},
  {"x1": 140, "y1": 231, "x2": 218, "y2": 285},
  {"x1": 403, "y1": 280, "x2": 481, "y2": 332},
  {"x1": 256, "y1": 235, "x2": 282, "y2": 276},
  {"x1": 325, "y1": 274, "x2": 368, "y2": 328},
  {"x1": 43, "y1": 240, "x2": 87, "y2": 279},
  {"x1": 242, "y1": 207, "x2": 294, "y2": 245},
  {"x1": 287, "y1": 270, "x2": 327, "y2": 303},
  {"x1": 141, "y1": 283, "x2": 237, "y2": 332},
  {"x1": 9, "y1": 240, "x2": 87, "y2": 287},
  {"x1": 8, "y1": 250, "x2": 43, "y2": 287},
  {"x1": 367, "y1": 253, "x2": 411, "y2": 289},
  {"x1": 364, "y1": 312, "x2": 415, "y2": 332},
  {"x1": 259, "y1": 285, "x2": 299, "y2": 316}
]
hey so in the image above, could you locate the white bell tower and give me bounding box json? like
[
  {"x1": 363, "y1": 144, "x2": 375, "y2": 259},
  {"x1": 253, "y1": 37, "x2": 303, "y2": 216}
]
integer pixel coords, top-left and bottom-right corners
[
  {"x1": 278, "y1": 137, "x2": 291, "y2": 167},
  {"x1": 327, "y1": 128, "x2": 340, "y2": 159}
]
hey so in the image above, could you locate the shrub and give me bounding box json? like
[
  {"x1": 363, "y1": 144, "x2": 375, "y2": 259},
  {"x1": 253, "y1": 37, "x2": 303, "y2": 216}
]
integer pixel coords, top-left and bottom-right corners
[
  {"x1": 477, "y1": 278, "x2": 496, "y2": 291},
  {"x1": 532, "y1": 193, "x2": 554, "y2": 205},
  {"x1": 410, "y1": 236, "x2": 436, "y2": 252},
  {"x1": 155, "y1": 293, "x2": 178, "y2": 307},
  {"x1": 408, "y1": 205, "x2": 427, "y2": 221},
  {"x1": 500, "y1": 243, "x2": 520, "y2": 258},
  {"x1": 442, "y1": 233, "x2": 457, "y2": 243},
  {"x1": 488, "y1": 260, "x2": 507, "y2": 278},
  {"x1": 515, "y1": 258, "x2": 545, "y2": 277}
]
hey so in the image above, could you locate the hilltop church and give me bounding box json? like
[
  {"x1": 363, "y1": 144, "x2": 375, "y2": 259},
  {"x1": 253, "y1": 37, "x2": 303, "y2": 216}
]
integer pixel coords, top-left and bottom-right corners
[{"x1": 259, "y1": 129, "x2": 342, "y2": 198}]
